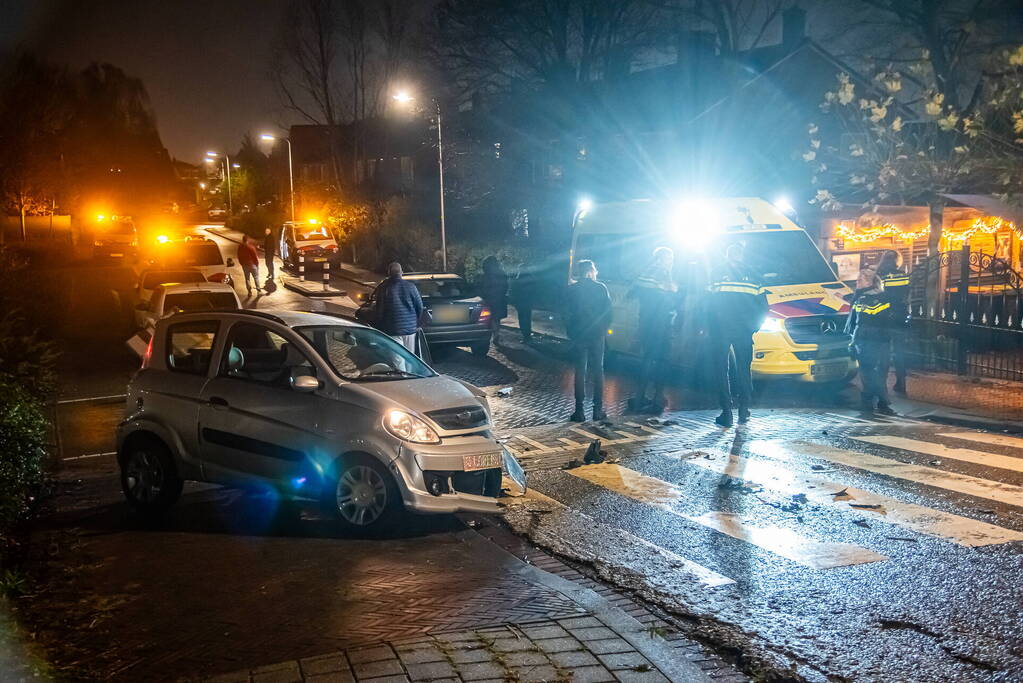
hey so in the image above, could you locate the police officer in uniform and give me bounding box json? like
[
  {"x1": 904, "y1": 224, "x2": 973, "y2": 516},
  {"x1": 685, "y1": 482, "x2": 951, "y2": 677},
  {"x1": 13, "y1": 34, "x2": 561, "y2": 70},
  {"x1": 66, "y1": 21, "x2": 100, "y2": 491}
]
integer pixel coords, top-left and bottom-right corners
[
  {"x1": 707, "y1": 241, "x2": 767, "y2": 427},
  {"x1": 877, "y1": 250, "x2": 909, "y2": 395},
  {"x1": 849, "y1": 266, "x2": 896, "y2": 415},
  {"x1": 628, "y1": 246, "x2": 678, "y2": 414}
]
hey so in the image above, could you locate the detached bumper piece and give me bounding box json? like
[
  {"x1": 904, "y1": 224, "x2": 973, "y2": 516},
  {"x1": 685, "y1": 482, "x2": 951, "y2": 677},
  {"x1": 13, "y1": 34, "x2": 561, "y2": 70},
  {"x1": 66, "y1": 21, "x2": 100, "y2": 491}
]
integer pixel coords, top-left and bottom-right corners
[{"x1": 424, "y1": 467, "x2": 502, "y2": 497}]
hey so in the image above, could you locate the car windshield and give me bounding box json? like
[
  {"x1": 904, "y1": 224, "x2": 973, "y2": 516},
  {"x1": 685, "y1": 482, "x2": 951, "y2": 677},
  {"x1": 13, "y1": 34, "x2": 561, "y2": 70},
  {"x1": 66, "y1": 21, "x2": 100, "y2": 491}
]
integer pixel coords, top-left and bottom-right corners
[
  {"x1": 296, "y1": 228, "x2": 329, "y2": 242},
  {"x1": 714, "y1": 231, "x2": 837, "y2": 286},
  {"x1": 108, "y1": 221, "x2": 135, "y2": 234},
  {"x1": 411, "y1": 278, "x2": 471, "y2": 299},
  {"x1": 163, "y1": 292, "x2": 237, "y2": 312},
  {"x1": 162, "y1": 243, "x2": 224, "y2": 266},
  {"x1": 296, "y1": 325, "x2": 435, "y2": 381},
  {"x1": 142, "y1": 270, "x2": 206, "y2": 289}
]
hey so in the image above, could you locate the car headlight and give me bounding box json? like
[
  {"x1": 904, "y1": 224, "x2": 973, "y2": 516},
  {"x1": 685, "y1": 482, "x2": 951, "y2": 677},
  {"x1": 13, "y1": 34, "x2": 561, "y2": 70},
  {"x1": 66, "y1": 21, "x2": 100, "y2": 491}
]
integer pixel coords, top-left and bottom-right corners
[
  {"x1": 759, "y1": 317, "x2": 783, "y2": 333},
  {"x1": 384, "y1": 410, "x2": 440, "y2": 444}
]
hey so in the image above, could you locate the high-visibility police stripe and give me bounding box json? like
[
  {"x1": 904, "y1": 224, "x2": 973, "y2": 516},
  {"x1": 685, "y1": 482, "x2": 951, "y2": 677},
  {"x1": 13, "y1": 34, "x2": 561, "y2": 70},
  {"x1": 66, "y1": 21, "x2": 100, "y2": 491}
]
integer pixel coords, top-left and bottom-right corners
[
  {"x1": 853, "y1": 302, "x2": 890, "y2": 314},
  {"x1": 709, "y1": 282, "x2": 763, "y2": 295},
  {"x1": 883, "y1": 276, "x2": 910, "y2": 287}
]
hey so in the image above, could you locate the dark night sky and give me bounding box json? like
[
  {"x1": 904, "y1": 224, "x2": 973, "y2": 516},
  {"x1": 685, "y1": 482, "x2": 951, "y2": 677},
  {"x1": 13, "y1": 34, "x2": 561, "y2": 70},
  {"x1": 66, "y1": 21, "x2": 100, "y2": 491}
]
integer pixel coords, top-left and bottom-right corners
[{"x1": 2, "y1": 0, "x2": 295, "y2": 163}]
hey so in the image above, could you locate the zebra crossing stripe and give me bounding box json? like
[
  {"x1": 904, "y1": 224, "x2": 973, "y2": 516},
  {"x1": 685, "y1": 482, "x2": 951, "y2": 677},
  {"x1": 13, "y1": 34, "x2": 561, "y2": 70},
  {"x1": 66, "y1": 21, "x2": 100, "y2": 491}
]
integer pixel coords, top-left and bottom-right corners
[
  {"x1": 625, "y1": 421, "x2": 662, "y2": 434},
  {"x1": 570, "y1": 427, "x2": 605, "y2": 441},
  {"x1": 939, "y1": 432, "x2": 1023, "y2": 450},
  {"x1": 824, "y1": 412, "x2": 874, "y2": 424},
  {"x1": 565, "y1": 463, "x2": 886, "y2": 569},
  {"x1": 686, "y1": 454, "x2": 1023, "y2": 547},
  {"x1": 514, "y1": 488, "x2": 735, "y2": 588},
  {"x1": 558, "y1": 437, "x2": 583, "y2": 447},
  {"x1": 853, "y1": 435, "x2": 1023, "y2": 474},
  {"x1": 770, "y1": 441, "x2": 1023, "y2": 508},
  {"x1": 513, "y1": 434, "x2": 554, "y2": 452}
]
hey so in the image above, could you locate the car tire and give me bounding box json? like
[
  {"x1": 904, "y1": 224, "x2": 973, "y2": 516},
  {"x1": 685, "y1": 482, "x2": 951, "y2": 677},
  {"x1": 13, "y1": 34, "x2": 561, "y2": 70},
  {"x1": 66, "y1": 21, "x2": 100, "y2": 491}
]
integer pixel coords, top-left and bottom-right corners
[
  {"x1": 321, "y1": 454, "x2": 402, "y2": 533},
  {"x1": 470, "y1": 340, "x2": 491, "y2": 357},
  {"x1": 120, "y1": 439, "x2": 183, "y2": 516}
]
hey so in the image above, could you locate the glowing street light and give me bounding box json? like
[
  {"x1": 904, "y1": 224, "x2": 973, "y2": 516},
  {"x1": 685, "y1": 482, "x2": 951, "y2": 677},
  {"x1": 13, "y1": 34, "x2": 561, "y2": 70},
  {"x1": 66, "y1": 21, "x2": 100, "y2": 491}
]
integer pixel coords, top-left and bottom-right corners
[
  {"x1": 393, "y1": 89, "x2": 448, "y2": 271},
  {"x1": 261, "y1": 133, "x2": 296, "y2": 221},
  {"x1": 205, "y1": 150, "x2": 233, "y2": 213}
]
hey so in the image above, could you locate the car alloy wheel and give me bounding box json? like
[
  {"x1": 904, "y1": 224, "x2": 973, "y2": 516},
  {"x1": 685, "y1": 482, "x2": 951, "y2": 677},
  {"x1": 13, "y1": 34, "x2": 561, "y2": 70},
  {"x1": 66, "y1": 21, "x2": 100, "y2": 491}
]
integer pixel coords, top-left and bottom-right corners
[
  {"x1": 335, "y1": 465, "x2": 388, "y2": 526},
  {"x1": 125, "y1": 450, "x2": 166, "y2": 504}
]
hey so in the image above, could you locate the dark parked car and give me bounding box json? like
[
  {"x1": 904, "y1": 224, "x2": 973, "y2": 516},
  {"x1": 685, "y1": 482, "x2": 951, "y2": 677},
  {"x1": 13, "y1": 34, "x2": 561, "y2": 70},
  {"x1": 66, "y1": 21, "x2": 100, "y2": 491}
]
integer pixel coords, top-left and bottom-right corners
[{"x1": 356, "y1": 273, "x2": 493, "y2": 357}]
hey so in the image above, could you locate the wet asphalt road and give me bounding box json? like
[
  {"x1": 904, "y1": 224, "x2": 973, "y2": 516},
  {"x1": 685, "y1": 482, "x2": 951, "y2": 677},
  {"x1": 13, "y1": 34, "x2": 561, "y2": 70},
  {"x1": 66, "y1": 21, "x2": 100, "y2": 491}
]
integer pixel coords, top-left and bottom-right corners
[{"x1": 50, "y1": 225, "x2": 1023, "y2": 681}]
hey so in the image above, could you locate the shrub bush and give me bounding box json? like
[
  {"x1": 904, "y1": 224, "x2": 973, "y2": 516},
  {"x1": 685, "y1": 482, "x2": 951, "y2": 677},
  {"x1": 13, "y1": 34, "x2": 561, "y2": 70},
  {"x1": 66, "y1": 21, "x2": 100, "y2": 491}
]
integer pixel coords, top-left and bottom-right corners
[
  {"x1": 0, "y1": 379, "x2": 46, "y2": 537},
  {"x1": 226, "y1": 206, "x2": 284, "y2": 240}
]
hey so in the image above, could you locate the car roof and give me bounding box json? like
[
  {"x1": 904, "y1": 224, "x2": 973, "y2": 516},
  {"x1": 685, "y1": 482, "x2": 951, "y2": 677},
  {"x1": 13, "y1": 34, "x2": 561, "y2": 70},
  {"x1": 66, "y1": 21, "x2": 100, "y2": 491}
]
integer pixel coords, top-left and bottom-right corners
[
  {"x1": 164, "y1": 309, "x2": 366, "y2": 329},
  {"x1": 156, "y1": 282, "x2": 235, "y2": 293}
]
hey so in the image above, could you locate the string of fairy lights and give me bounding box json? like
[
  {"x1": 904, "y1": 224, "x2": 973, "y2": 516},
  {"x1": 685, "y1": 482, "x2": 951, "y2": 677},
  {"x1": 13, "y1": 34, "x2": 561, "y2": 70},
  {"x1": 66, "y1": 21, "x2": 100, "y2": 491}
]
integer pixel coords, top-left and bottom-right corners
[{"x1": 835, "y1": 216, "x2": 1018, "y2": 247}]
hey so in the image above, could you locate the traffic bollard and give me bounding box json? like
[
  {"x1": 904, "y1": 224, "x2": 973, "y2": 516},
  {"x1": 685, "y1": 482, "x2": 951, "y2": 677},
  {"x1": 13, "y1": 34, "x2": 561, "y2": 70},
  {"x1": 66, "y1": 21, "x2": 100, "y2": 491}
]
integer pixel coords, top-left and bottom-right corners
[
  {"x1": 299, "y1": 253, "x2": 305, "y2": 281},
  {"x1": 323, "y1": 260, "x2": 330, "y2": 291}
]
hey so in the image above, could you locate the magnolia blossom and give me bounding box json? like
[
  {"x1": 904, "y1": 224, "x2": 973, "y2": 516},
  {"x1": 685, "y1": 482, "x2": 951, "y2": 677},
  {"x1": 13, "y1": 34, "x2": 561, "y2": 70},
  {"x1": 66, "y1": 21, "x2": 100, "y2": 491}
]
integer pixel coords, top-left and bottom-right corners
[
  {"x1": 870, "y1": 104, "x2": 888, "y2": 122},
  {"x1": 1010, "y1": 46, "x2": 1023, "y2": 66},
  {"x1": 1013, "y1": 112, "x2": 1023, "y2": 135},
  {"x1": 803, "y1": 150, "x2": 817, "y2": 162},
  {"x1": 810, "y1": 138, "x2": 820, "y2": 149},
  {"x1": 850, "y1": 175, "x2": 866, "y2": 185},
  {"x1": 808, "y1": 123, "x2": 819, "y2": 135},
  {"x1": 938, "y1": 112, "x2": 959, "y2": 131},
  {"x1": 954, "y1": 146, "x2": 968, "y2": 154},
  {"x1": 891, "y1": 116, "x2": 903, "y2": 132},
  {"x1": 925, "y1": 92, "x2": 945, "y2": 116},
  {"x1": 849, "y1": 144, "x2": 865, "y2": 157}
]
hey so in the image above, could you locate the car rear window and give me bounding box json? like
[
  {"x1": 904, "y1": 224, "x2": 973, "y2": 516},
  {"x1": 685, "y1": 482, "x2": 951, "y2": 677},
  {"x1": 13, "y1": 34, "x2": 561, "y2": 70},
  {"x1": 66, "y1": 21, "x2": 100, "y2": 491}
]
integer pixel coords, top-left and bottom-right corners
[
  {"x1": 108, "y1": 221, "x2": 136, "y2": 234},
  {"x1": 413, "y1": 278, "x2": 471, "y2": 299},
  {"x1": 296, "y1": 228, "x2": 330, "y2": 242},
  {"x1": 163, "y1": 243, "x2": 224, "y2": 266},
  {"x1": 163, "y1": 292, "x2": 238, "y2": 312},
  {"x1": 166, "y1": 320, "x2": 219, "y2": 375},
  {"x1": 143, "y1": 271, "x2": 206, "y2": 289}
]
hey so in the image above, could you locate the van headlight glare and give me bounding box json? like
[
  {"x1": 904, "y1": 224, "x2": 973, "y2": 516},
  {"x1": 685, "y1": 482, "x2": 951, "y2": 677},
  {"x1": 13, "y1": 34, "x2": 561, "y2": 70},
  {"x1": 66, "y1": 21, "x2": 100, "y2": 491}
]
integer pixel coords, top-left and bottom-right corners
[
  {"x1": 759, "y1": 317, "x2": 783, "y2": 333},
  {"x1": 384, "y1": 410, "x2": 440, "y2": 444}
]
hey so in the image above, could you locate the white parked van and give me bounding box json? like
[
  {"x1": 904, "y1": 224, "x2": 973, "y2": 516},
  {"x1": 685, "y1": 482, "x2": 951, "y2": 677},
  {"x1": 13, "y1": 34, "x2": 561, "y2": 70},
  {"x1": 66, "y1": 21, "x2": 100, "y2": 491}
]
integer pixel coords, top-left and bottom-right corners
[{"x1": 570, "y1": 197, "x2": 856, "y2": 383}]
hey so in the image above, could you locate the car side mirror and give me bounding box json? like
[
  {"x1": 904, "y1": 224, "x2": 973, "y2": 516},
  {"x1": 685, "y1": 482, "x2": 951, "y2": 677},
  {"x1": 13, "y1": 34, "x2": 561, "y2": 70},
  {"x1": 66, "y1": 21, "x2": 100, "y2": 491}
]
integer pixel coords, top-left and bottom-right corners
[
  {"x1": 226, "y1": 257, "x2": 235, "y2": 267},
  {"x1": 291, "y1": 373, "x2": 320, "y2": 392}
]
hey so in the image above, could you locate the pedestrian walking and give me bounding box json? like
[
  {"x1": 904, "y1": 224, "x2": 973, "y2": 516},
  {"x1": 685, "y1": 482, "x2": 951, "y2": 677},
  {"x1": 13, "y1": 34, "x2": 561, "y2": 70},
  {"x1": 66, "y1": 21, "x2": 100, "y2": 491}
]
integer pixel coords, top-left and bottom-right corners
[
  {"x1": 877, "y1": 249, "x2": 909, "y2": 395},
  {"x1": 263, "y1": 227, "x2": 276, "y2": 280},
  {"x1": 479, "y1": 256, "x2": 508, "y2": 344},
  {"x1": 849, "y1": 264, "x2": 896, "y2": 415},
  {"x1": 372, "y1": 262, "x2": 425, "y2": 353},
  {"x1": 566, "y1": 259, "x2": 612, "y2": 423},
  {"x1": 707, "y1": 242, "x2": 767, "y2": 427},
  {"x1": 510, "y1": 262, "x2": 541, "y2": 343},
  {"x1": 238, "y1": 235, "x2": 261, "y2": 295},
  {"x1": 628, "y1": 246, "x2": 678, "y2": 414}
]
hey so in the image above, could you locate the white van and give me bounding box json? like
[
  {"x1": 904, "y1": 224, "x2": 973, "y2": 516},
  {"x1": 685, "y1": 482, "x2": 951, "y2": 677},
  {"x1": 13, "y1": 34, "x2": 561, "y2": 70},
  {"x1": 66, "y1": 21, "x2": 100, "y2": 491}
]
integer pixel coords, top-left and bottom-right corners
[{"x1": 570, "y1": 197, "x2": 856, "y2": 383}]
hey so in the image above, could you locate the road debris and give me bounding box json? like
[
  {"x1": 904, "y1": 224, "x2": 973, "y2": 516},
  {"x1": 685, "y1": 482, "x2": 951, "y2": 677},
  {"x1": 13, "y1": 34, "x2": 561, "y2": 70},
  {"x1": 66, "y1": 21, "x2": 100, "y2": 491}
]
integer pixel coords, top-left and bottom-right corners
[
  {"x1": 832, "y1": 487, "x2": 853, "y2": 501},
  {"x1": 853, "y1": 519, "x2": 871, "y2": 528},
  {"x1": 496, "y1": 387, "x2": 513, "y2": 397},
  {"x1": 584, "y1": 439, "x2": 605, "y2": 464}
]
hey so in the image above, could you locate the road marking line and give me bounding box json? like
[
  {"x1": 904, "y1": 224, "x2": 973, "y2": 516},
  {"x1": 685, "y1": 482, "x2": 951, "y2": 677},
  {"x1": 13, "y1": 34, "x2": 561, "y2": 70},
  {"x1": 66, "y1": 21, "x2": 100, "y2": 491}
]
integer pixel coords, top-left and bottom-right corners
[
  {"x1": 615, "y1": 430, "x2": 640, "y2": 441},
  {"x1": 513, "y1": 435, "x2": 554, "y2": 452},
  {"x1": 823, "y1": 412, "x2": 873, "y2": 424},
  {"x1": 939, "y1": 432, "x2": 1023, "y2": 450},
  {"x1": 57, "y1": 394, "x2": 126, "y2": 405},
  {"x1": 625, "y1": 421, "x2": 662, "y2": 434},
  {"x1": 565, "y1": 463, "x2": 886, "y2": 569},
  {"x1": 853, "y1": 435, "x2": 1023, "y2": 474},
  {"x1": 570, "y1": 427, "x2": 604, "y2": 441},
  {"x1": 514, "y1": 488, "x2": 735, "y2": 588},
  {"x1": 558, "y1": 437, "x2": 583, "y2": 447},
  {"x1": 63, "y1": 451, "x2": 116, "y2": 461},
  {"x1": 764, "y1": 441, "x2": 1023, "y2": 508},
  {"x1": 686, "y1": 453, "x2": 1023, "y2": 547}
]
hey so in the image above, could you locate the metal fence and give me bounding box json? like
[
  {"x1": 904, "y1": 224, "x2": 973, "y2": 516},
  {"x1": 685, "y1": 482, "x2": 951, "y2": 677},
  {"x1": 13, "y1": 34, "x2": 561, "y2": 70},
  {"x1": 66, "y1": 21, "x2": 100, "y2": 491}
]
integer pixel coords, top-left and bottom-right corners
[{"x1": 906, "y1": 246, "x2": 1023, "y2": 381}]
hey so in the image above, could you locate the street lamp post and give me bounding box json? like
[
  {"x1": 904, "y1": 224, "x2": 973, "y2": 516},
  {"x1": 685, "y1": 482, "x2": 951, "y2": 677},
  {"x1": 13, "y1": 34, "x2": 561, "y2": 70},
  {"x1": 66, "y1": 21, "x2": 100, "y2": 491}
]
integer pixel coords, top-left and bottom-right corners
[
  {"x1": 393, "y1": 90, "x2": 447, "y2": 272},
  {"x1": 206, "y1": 151, "x2": 232, "y2": 214},
  {"x1": 260, "y1": 134, "x2": 295, "y2": 222}
]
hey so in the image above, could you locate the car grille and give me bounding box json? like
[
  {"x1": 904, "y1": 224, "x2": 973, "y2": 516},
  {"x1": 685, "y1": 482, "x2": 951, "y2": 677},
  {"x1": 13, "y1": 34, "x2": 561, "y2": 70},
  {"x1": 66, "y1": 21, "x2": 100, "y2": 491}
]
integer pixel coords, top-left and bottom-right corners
[
  {"x1": 784, "y1": 315, "x2": 850, "y2": 345},
  {"x1": 451, "y1": 469, "x2": 502, "y2": 496},
  {"x1": 425, "y1": 405, "x2": 488, "y2": 430}
]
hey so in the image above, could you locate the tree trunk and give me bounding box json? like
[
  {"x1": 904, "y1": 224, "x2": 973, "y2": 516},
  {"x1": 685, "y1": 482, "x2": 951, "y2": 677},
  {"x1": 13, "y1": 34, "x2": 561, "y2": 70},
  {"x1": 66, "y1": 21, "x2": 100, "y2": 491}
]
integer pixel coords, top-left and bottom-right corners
[{"x1": 926, "y1": 198, "x2": 945, "y2": 317}]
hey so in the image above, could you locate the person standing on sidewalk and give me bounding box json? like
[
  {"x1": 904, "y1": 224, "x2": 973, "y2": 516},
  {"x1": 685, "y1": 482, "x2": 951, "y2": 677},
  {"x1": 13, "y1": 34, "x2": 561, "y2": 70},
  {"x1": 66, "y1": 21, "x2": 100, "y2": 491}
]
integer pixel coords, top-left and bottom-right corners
[
  {"x1": 373, "y1": 262, "x2": 424, "y2": 353},
  {"x1": 566, "y1": 259, "x2": 612, "y2": 423},
  {"x1": 237, "y1": 236, "x2": 261, "y2": 295},
  {"x1": 877, "y1": 249, "x2": 910, "y2": 395},
  {"x1": 707, "y1": 242, "x2": 767, "y2": 427},
  {"x1": 480, "y1": 256, "x2": 509, "y2": 345},
  {"x1": 510, "y1": 262, "x2": 541, "y2": 344},
  {"x1": 849, "y1": 265, "x2": 896, "y2": 415},
  {"x1": 628, "y1": 246, "x2": 678, "y2": 414},
  {"x1": 263, "y1": 227, "x2": 276, "y2": 280}
]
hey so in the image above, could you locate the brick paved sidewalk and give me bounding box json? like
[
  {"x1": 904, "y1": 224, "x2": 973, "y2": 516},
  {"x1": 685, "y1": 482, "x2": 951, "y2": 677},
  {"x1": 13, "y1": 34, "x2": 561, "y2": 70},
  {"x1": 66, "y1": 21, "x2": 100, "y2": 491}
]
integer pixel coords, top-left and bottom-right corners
[{"x1": 211, "y1": 615, "x2": 699, "y2": 683}]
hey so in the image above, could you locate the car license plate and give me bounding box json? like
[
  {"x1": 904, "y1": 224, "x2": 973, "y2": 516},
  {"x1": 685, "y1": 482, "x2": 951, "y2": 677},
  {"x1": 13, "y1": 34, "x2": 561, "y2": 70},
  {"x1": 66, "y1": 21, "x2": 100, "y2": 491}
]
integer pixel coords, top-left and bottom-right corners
[
  {"x1": 812, "y1": 361, "x2": 844, "y2": 377},
  {"x1": 463, "y1": 452, "x2": 502, "y2": 471},
  {"x1": 433, "y1": 306, "x2": 469, "y2": 324},
  {"x1": 314, "y1": 257, "x2": 327, "y2": 262},
  {"x1": 503, "y1": 449, "x2": 527, "y2": 494}
]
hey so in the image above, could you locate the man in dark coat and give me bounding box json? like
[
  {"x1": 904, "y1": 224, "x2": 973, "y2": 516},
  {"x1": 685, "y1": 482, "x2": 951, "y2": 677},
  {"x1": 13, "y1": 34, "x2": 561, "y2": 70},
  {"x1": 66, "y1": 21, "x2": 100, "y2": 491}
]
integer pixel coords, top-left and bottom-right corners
[
  {"x1": 510, "y1": 262, "x2": 542, "y2": 343},
  {"x1": 480, "y1": 256, "x2": 508, "y2": 343},
  {"x1": 263, "y1": 227, "x2": 276, "y2": 279},
  {"x1": 237, "y1": 236, "x2": 260, "y2": 295},
  {"x1": 373, "y1": 262, "x2": 424, "y2": 353},
  {"x1": 566, "y1": 259, "x2": 612, "y2": 422},
  {"x1": 628, "y1": 246, "x2": 678, "y2": 414}
]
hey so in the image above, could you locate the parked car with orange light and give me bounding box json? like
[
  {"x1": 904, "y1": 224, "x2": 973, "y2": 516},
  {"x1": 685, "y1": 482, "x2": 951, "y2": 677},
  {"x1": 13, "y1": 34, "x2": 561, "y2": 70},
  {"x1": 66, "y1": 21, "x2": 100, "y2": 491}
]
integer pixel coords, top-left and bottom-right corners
[
  {"x1": 92, "y1": 216, "x2": 138, "y2": 262},
  {"x1": 279, "y1": 221, "x2": 339, "y2": 274},
  {"x1": 147, "y1": 237, "x2": 234, "y2": 287}
]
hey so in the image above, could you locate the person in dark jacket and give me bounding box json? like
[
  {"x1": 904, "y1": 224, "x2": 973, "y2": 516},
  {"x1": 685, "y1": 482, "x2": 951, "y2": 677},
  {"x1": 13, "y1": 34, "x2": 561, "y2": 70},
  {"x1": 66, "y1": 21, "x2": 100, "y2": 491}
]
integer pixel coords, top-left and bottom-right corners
[
  {"x1": 628, "y1": 246, "x2": 678, "y2": 414},
  {"x1": 707, "y1": 242, "x2": 767, "y2": 427},
  {"x1": 566, "y1": 259, "x2": 612, "y2": 422},
  {"x1": 849, "y1": 265, "x2": 895, "y2": 415},
  {"x1": 263, "y1": 227, "x2": 276, "y2": 279},
  {"x1": 480, "y1": 256, "x2": 509, "y2": 343},
  {"x1": 237, "y1": 236, "x2": 261, "y2": 295},
  {"x1": 373, "y1": 262, "x2": 424, "y2": 353},
  {"x1": 510, "y1": 262, "x2": 542, "y2": 343},
  {"x1": 876, "y1": 250, "x2": 909, "y2": 395}
]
